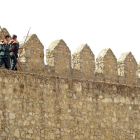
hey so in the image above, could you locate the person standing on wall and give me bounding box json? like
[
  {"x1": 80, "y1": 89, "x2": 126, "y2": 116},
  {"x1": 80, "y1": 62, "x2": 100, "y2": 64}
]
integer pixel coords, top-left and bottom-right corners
[
  {"x1": 9, "y1": 35, "x2": 23, "y2": 70},
  {"x1": 0, "y1": 35, "x2": 11, "y2": 70}
]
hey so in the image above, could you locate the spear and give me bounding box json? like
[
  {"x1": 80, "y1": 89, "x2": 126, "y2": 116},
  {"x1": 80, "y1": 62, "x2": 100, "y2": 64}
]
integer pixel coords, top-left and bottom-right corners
[
  {"x1": 0, "y1": 26, "x2": 23, "y2": 71},
  {"x1": 18, "y1": 27, "x2": 31, "y2": 59},
  {"x1": 14, "y1": 27, "x2": 31, "y2": 70}
]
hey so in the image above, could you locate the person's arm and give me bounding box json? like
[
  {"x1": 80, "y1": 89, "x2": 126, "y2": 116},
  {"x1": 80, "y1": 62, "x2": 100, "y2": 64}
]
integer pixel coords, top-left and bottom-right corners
[
  {"x1": 12, "y1": 41, "x2": 18, "y2": 44},
  {"x1": 17, "y1": 42, "x2": 23, "y2": 50},
  {"x1": 19, "y1": 47, "x2": 23, "y2": 50},
  {"x1": 0, "y1": 40, "x2": 4, "y2": 45},
  {"x1": 9, "y1": 40, "x2": 12, "y2": 44},
  {"x1": 15, "y1": 43, "x2": 19, "y2": 51}
]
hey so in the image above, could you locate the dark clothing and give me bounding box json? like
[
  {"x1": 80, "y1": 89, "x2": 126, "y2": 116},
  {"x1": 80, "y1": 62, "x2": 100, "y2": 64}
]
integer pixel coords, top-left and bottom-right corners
[
  {"x1": 10, "y1": 43, "x2": 19, "y2": 70},
  {"x1": 10, "y1": 43, "x2": 19, "y2": 58},
  {"x1": 0, "y1": 44, "x2": 10, "y2": 58},
  {"x1": 11, "y1": 57, "x2": 18, "y2": 70},
  {"x1": 0, "y1": 44, "x2": 11, "y2": 68},
  {"x1": 0, "y1": 58, "x2": 11, "y2": 68}
]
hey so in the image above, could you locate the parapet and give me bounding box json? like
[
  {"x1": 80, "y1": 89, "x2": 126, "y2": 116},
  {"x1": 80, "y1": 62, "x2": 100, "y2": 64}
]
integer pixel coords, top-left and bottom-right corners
[
  {"x1": 1, "y1": 27, "x2": 140, "y2": 87},
  {"x1": 46, "y1": 39, "x2": 71, "y2": 77},
  {"x1": 96, "y1": 48, "x2": 118, "y2": 83},
  {"x1": 118, "y1": 52, "x2": 138, "y2": 85},
  {"x1": 19, "y1": 34, "x2": 45, "y2": 73},
  {"x1": 72, "y1": 44, "x2": 95, "y2": 80}
]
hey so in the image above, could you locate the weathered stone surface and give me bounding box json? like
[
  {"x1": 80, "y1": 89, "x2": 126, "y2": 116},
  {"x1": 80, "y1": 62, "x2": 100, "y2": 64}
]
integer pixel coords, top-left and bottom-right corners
[
  {"x1": 0, "y1": 27, "x2": 140, "y2": 140},
  {"x1": 1, "y1": 131, "x2": 6, "y2": 137},
  {"x1": 0, "y1": 70, "x2": 139, "y2": 139},
  {"x1": 14, "y1": 129, "x2": 20, "y2": 138},
  {"x1": 19, "y1": 34, "x2": 45, "y2": 73},
  {"x1": 46, "y1": 39, "x2": 71, "y2": 77},
  {"x1": 73, "y1": 44, "x2": 95, "y2": 80},
  {"x1": 9, "y1": 113, "x2": 15, "y2": 119},
  {"x1": 96, "y1": 48, "x2": 118, "y2": 83},
  {"x1": 118, "y1": 52, "x2": 138, "y2": 85}
]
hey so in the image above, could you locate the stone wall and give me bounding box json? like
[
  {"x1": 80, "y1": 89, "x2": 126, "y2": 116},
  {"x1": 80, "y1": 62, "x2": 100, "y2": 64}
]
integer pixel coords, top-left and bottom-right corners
[
  {"x1": 0, "y1": 70, "x2": 140, "y2": 140},
  {"x1": 73, "y1": 44, "x2": 95, "y2": 80},
  {"x1": 0, "y1": 28, "x2": 139, "y2": 86},
  {"x1": 19, "y1": 34, "x2": 45, "y2": 73},
  {"x1": 20, "y1": 34, "x2": 140, "y2": 86},
  {"x1": 0, "y1": 28, "x2": 140, "y2": 139}
]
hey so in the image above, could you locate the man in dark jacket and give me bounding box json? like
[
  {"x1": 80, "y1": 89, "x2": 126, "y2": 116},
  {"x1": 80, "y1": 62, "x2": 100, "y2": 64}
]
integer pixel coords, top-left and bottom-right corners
[
  {"x1": 0, "y1": 35, "x2": 11, "y2": 70},
  {"x1": 9, "y1": 35, "x2": 19, "y2": 70},
  {"x1": 9, "y1": 35, "x2": 23, "y2": 70}
]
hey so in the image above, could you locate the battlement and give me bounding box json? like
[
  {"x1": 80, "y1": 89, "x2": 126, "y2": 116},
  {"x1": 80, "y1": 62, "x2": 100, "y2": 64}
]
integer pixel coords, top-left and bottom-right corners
[
  {"x1": 0, "y1": 28, "x2": 140, "y2": 87},
  {"x1": 1, "y1": 27, "x2": 140, "y2": 140}
]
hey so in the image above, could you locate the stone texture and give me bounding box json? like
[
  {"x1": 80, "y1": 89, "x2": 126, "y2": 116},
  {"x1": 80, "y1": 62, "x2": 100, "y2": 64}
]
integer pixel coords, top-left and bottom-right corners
[
  {"x1": 96, "y1": 48, "x2": 118, "y2": 83},
  {"x1": 118, "y1": 52, "x2": 138, "y2": 85},
  {"x1": 14, "y1": 129, "x2": 20, "y2": 138},
  {"x1": 0, "y1": 70, "x2": 140, "y2": 139},
  {"x1": 9, "y1": 113, "x2": 15, "y2": 119},
  {"x1": 19, "y1": 34, "x2": 45, "y2": 73},
  {"x1": 0, "y1": 27, "x2": 140, "y2": 140},
  {"x1": 46, "y1": 39, "x2": 71, "y2": 77},
  {"x1": 72, "y1": 44, "x2": 95, "y2": 80}
]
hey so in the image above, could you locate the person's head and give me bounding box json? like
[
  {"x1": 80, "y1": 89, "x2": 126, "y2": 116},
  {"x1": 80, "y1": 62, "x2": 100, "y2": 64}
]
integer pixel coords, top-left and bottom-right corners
[
  {"x1": 5, "y1": 35, "x2": 10, "y2": 41},
  {"x1": 12, "y1": 35, "x2": 17, "y2": 41}
]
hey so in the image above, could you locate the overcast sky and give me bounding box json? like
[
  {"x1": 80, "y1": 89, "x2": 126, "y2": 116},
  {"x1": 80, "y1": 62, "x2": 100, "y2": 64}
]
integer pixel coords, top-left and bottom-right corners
[{"x1": 1, "y1": 0, "x2": 140, "y2": 63}]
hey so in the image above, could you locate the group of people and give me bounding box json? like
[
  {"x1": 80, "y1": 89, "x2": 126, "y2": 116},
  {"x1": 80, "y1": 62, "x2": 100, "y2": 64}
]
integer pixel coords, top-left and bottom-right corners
[{"x1": 0, "y1": 35, "x2": 23, "y2": 70}]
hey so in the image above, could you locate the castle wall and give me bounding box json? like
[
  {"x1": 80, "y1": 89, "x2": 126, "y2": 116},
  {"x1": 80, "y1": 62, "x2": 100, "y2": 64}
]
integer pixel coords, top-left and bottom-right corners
[
  {"x1": 10, "y1": 28, "x2": 138, "y2": 87},
  {"x1": 0, "y1": 70, "x2": 140, "y2": 140},
  {"x1": 0, "y1": 28, "x2": 140, "y2": 139}
]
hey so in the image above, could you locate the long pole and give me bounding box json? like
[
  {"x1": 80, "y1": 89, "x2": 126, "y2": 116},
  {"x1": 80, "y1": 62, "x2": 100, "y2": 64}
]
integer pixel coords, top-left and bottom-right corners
[
  {"x1": 14, "y1": 27, "x2": 31, "y2": 70},
  {"x1": 14, "y1": 27, "x2": 31, "y2": 71},
  {"x1": 0, "y1": 26, "x2": 23, "y2": 71},
  {"x1": 18, "y1": 27, "x2": 31, "y2": 59}
]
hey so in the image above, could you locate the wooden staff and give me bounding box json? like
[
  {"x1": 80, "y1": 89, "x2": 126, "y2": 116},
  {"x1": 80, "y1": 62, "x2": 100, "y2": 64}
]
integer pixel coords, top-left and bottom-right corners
[
  {"x1": 18, "y1": 27, "x2": 31, "y2": 59},
  {"x1": 14, "y1": 27, "x2": 31, "y2": 70}
]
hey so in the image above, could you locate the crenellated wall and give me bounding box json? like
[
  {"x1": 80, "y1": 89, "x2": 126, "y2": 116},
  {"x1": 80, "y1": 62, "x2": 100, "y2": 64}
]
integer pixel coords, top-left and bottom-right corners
[
  {"x1": 0, "y1": 28, "x2": 140, "y2": 139},
  {"x1": 21, "y1": 32, "x2": 140, "y2": 86},
  {"x1": 1, "y1": 28, "x2": 139, "y2": 86}
]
